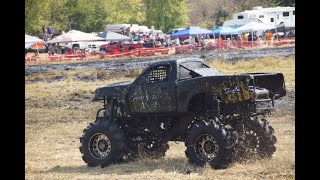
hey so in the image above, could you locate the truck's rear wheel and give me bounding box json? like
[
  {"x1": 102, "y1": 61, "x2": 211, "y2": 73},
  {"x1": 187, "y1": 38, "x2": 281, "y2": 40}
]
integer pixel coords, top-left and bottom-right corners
[
  {"x1": 185, "y1": 120, "x2": 233, "y2": 169},
  {"x1": 234, "y1": 116, "x2": 277, "y2": 160},
  {"x1": 79, "y1": 119, "x2": 126, "y2": 167}
]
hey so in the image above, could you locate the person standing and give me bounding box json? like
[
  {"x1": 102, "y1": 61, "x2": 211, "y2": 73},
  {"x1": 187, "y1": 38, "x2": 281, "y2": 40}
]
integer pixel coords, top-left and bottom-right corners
[
  {"x1": 42, "y1": 25, "x2": 46, "y2": 41},
  {"x1": 47, "y1": 26, "x2": 54, "y2": 40},
  {"x1": 48, "y1": 43, "x2": 56, "y2": 55},
  {"x1": 55, "y1": 43, "x2": 62, "y2": 54},
  {"x1": 174, "y1": 37, "x2": 180, "y2": 46}
]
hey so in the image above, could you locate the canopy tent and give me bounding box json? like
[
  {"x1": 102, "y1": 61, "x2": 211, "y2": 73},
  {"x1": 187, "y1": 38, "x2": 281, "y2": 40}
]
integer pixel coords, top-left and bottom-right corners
[
  {"x1": 25, "y1": 34, "x2": 44, "y2": 44},
  {"x1": 273, "y1": 23, "x2": 295, "y2": 37},
  {"x1": 230, "y1": 24, "x2": 241, "y2": 29},
  {"x1": 169, "y1": 26, "x2": 212, "y2": 38},
  {"x1": 235, "y1": 21, "x2": 277, "y2": 46},
  {"x1": 212, "y1": 27, "x2": 239, "y2": 45},
  {"x1": 25, "y1": 34, "x2": 45, "y2": 52},
  {"x1": 46, "y1": 30, "x2": 105, "y2": 43},
  {"x1": 97, "y1": 31, "x2": 131, "y2": 41},
  {"x1": 235, "y1": 21, "x2": 276, "y2": 33},
  {"x1": 213, "y1": 27, "x2": 239, "y2": 35}
]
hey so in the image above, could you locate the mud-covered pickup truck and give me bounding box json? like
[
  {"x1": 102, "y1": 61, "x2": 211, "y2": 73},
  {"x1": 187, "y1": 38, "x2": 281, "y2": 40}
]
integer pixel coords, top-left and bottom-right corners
[{"x1": 80, "y1": 58, "x2": 286, "y2": 169}]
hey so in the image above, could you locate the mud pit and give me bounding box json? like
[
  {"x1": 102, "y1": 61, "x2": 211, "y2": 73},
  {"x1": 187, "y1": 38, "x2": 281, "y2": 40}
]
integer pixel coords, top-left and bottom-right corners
[{"x1": 25, "y1": 46, "x2": 294, "y2": 74}]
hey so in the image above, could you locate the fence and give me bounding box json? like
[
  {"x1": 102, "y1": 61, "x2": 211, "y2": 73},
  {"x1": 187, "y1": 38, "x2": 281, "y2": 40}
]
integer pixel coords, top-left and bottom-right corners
[{"x1": 25, "y1": 38, "x2": 295, "y2": 64}]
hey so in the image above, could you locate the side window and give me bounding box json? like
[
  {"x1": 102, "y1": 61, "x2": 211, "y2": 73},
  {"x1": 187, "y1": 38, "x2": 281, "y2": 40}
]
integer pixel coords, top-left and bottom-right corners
[
  {"x1": 142, "y1": 65, "x2": 170, "y2": 84},
  {"x1": 270, "y1": 18, "x2": 274, "y2": 22},
  {"x1": 283, "y1": 12, "x2": 289, "y2": 17},
  {"x1": 180, "y1": 66, "x2": 192, "y2": 80}
]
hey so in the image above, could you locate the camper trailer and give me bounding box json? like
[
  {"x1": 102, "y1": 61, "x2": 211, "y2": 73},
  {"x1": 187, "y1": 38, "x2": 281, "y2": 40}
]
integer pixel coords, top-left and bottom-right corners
[{"x1": 224, "y1": 6, "x2": 295, "y2": 30}]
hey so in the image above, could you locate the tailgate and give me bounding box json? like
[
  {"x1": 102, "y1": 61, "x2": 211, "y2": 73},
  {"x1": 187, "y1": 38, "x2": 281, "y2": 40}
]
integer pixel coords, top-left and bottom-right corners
[{"x1": 246, "y1": 73, "x2": 286, "y2": 99}]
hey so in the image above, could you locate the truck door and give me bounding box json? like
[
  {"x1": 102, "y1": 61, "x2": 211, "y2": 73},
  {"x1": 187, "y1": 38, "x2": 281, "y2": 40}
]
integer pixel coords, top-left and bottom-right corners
[{"x1": 128, "y1": 64, "x2": 176, "y2": 113}]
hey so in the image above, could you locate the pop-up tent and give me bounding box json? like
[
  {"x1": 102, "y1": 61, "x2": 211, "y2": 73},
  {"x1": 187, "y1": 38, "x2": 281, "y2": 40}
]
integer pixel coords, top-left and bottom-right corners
[
  {"x1": 47, "y1": 30, "x2": 105, "y2": 43},
  {"x1": 213, "y1": 27, "x2": 239, "y2": 35},
  {"x1": 169, "y1": 26, "x2": 212, "y2": 38},
  {"x1": 25, "y1": 34, "x2": 45, "y2": 53},
  {"x1": 212, "y1": 27, "x2": 239, "y2": 42},
  {"x1": 235, "y1": 21, "x2": 277, "y2": 45},
  {"x1": 97, "y1": 31, "x2": 131, "y2": 41},
  {"x1": 235, "y1": 21, "x2": 276, "y2": 33}
]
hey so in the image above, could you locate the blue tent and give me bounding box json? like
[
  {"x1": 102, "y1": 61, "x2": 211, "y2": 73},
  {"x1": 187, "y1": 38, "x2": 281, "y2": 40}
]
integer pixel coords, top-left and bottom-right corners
[
  {"x1": 170, "y1": 26, "x2": 212, "y2": 38},
  {"x1": 212, "y1": 27, "x2": 239, "y2": 35},
  {"x1": 231, "y1": 24, "x2": 241, "y2": 29}
]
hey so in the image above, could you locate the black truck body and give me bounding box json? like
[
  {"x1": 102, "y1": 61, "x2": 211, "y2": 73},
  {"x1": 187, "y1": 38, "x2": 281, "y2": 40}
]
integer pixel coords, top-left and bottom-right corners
[
  {"x1": 80, "y1": 58, "x2": 286, "y2": 169},
  {"x1": 93, "y1": 58, "x2": 285, "y2": 116}
]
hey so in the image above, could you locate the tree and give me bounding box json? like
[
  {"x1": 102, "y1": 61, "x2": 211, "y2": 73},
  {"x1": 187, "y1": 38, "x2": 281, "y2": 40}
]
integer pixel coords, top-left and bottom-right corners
[
  {"x1": 144, "y1": 0, "x2": 189, "y2": 33},
  {"x1": 104, "y1": 0, "x2": 146, "y2": 25},
  {"x1": 212, "y1": 8, "x2": 230, "y2": 27},
  {"x1": 25, "y1": 0, "x2": 51, "y2": 35}
]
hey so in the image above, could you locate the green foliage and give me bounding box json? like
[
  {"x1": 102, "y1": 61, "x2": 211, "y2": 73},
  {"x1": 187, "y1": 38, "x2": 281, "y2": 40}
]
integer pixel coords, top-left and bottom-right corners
[
  {"x1": 25, "y1": 0, "x2": 294, "y2": 35},
  {"x1": 212, "y1": 8, "x2": 230, "y2": 27},
  {"x1": 25, "y1": 0, "x2": 146, "y2": 35},
  {"x1": 144, "y1": 0, "x2": 189, "y2": 33}
]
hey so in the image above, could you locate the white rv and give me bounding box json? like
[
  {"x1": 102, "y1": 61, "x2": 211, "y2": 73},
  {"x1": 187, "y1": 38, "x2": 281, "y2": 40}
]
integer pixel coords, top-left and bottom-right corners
[{"x1": 224, "y1": 6, "x2": 295, "y2": 30}]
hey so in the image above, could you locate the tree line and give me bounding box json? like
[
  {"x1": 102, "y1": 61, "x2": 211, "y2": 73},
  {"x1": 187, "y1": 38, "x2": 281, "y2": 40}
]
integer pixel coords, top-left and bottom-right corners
[{"x1": 25, "y1": 0, "x2": 294, "y2": 35}]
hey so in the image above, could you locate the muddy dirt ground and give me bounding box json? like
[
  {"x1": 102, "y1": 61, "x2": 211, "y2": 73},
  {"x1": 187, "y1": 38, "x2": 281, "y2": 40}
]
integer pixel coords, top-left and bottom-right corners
[{"x1": 25, "y1": 46, "x2": 294, "y2": 74}]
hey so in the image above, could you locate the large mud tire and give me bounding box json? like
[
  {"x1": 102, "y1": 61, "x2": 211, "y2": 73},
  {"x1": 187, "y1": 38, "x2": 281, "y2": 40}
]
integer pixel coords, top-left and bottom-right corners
[
  {"x1": 79, "y1": 119, "x2": 126, "y2": 167},
  {"x1": 185, "y1": 120, "x2": 233, "y2": 169},
  {"x1": 234, "y1": 116, "x2": 277, "y2": 160}
]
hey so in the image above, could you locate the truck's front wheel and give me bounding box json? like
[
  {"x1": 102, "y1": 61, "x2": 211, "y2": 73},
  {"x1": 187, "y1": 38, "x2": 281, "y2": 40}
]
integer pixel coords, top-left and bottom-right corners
[{"x1": 79, "y1": 119, "x2": 126, "y2": 167}]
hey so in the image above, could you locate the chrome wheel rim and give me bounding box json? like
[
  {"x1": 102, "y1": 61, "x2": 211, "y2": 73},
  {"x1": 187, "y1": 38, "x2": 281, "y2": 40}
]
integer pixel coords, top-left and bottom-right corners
[
  {"x1": 89, "y1": 133, "x2": 112, "y2": 159},
  {"x1": 196, "y1": 134, "x2": 219, "y2": 161}
]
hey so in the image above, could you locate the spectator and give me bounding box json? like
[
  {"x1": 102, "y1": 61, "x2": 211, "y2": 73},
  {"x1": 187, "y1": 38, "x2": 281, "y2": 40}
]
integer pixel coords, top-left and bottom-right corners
[
  {"x1": 67, "y1": 48, "x2": 73, "y2": 54},
  {"x1": 55, "y1": 43, "x2": 62, "y2": 54},
  {"x1": 165, "y1": 35, "x2": 172, "y2": 47},
  {"x1": 100, "y1": 48, "x2": 107, "y2": 56},
  {"x1": 174, "y1": 37, "x2": 180, "y2": 46},
  {"x1": 126, "y1": 24, "x2": 132, "y2": 36},
  {"x1": 265, "y1": 30, "x2": 273, "y2": 46},
  {"x1": 241, "y1": 34, "x2": 246, "y2": 43},
  {"x1": 195, "y1": 35, "x2": 199, "y2": 45},
  {"x1": 42, "y1": 25, "x2": 46, "y2": 41},
  {"x1": 47, "y1": 26, "x2": 54, "y2": 40},
  {"x1": 48, "y1": 43, "x2": 56, "y2": 55}
]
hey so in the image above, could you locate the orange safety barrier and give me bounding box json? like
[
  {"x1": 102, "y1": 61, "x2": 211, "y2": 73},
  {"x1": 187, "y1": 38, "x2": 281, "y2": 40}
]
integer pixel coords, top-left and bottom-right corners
[
  {"x1": 175, "y1": 45, "x2": 192, "y2": 54},
  {"x1": 48, "y1": 54, "x2": 62, "y2": 62},
  {"x1": 26, "y1": 39, "x2": 295, "y2": 63}
]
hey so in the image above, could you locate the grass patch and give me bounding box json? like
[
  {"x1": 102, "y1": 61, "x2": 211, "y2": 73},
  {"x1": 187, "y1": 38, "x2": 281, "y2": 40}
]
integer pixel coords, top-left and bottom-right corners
[{"x1": 208, "y1": 56, "x2": 294, "y2": 91}]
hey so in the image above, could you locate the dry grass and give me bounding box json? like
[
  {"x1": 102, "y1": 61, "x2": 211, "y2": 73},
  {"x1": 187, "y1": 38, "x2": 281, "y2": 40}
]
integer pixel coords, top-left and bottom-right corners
[
  {"x1": 25, "y1": 56, "x2": 295, "y2": 179},
  {"x1": 208, "y1": 56, "x2": 295, "y2": 91}
]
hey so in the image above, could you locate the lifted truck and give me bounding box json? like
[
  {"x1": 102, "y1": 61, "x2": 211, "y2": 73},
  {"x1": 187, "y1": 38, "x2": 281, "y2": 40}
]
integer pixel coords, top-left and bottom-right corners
[{"x1": 79, "y1": 58, "x2": 286, "y2": 169}]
